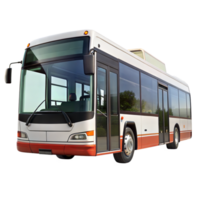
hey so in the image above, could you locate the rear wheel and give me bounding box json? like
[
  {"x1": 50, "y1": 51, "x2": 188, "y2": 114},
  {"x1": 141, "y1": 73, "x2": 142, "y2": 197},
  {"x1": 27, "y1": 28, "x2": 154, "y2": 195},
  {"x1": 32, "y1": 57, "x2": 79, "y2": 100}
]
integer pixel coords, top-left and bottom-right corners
[
  {"x1": 167, "y1": 127, "x2": 179, "y2": 149},
  {"x1": 113, "y1": 127, "x2": 135, "y2": 163}
]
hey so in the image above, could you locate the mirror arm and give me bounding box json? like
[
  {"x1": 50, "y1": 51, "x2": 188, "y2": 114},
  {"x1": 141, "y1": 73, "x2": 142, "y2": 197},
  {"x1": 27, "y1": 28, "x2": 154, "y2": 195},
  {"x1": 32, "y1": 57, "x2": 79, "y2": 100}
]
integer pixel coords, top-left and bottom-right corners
[
  {"x1": 88, "y1": 48, "x2": 96, "y2": 55},
  {"x1": 9, "y1": 61, "x2": 22, "y2": 68}
]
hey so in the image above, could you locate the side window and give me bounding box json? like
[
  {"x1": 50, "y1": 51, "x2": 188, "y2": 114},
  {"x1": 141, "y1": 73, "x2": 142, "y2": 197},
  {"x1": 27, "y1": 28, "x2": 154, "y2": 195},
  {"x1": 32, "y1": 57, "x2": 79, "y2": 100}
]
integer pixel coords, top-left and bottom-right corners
[
  {"x1": 119, "y1": 63, "x2": 140, "y2": 112},
  {"x1": 75, "y1": 83, "x2": 90, "y2": 101},
  {"x1": 75, "y1": 83, "x2": 82, "y2": 101},
  {"x1": 141, "y1": 73, "x2": 157, "y2": 114},
  {"x1": 168, "y1": 86, "x2": 179, "y2": 116},
  {"x1": 179, "y1": 90, "x2": 187, "y2": 118},
  {"x1": 84, "y1": 84, "x2": 90, "y2": 95},
  {"x1": 51, "y1": 76, "x2": 67, "y2": 106},
  {"x1": 186, "y1": 93, "x2": 191, "y2": 119}
]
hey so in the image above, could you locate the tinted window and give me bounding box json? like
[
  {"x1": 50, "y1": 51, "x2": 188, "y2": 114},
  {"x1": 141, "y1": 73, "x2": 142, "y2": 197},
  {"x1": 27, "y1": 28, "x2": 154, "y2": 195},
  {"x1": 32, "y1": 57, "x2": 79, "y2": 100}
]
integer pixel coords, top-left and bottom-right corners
[
  {"x1": 179, "y1": 90, "x2": 187, "y2": 118},
  {"x1": 186, "y1": 93, "x2": 191, "y2": 118},
  {"x1": 119, "y1": 63, "x2": 140, "y2": 112},
  {"x1": 141, "y1": 73, "x2": 157, "y2": 114},
  {"x1": 169, "y1": 86, "x2": 179, "y2": 116},
  {"x1": 25, "y1": 37, "x2": 89, "y2": 65}
]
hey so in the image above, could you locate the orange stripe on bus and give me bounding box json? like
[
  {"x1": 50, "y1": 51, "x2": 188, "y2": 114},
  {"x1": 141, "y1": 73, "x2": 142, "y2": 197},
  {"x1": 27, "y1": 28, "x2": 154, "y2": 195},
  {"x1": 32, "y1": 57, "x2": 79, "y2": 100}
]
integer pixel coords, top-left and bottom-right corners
[
  {"x1": 16, "y1": 141, "x2": 96, "y2": 157},
  {"x1": 137, "y1": 133, "x2": 159, "y2": 137},
  {"x1": 97, "y1": 150, "x2": 122, "y2": 156}
]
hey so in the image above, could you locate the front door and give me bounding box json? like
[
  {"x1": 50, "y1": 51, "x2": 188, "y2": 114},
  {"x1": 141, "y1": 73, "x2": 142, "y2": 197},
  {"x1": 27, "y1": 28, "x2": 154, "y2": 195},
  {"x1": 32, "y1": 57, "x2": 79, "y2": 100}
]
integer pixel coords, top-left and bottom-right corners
[
  {"x1": 96, "y1": 63, "x2": 120, "y2": 153},
  {"x1": 158, "y1": 87, "x2": 169, "y2": 144}
]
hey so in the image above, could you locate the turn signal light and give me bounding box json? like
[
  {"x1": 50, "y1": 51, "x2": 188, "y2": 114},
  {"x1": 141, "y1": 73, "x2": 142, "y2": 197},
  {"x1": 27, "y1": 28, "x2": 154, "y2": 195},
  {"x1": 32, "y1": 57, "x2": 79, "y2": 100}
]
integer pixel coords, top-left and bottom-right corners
[
  {"x1": 86, "y1": 131, "x2": 94, "y2": 136},
  {"x1": 17, "y1": 131, "x2": 27, "y2": 138}
]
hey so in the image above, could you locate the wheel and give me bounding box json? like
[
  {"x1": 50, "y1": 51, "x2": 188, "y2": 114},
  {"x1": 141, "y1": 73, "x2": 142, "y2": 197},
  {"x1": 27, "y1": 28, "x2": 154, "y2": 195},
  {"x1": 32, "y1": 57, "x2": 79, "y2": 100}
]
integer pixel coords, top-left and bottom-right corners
[
  {"x1": 113, "y1": 127, "x2": 135, "y2": 163},
  {"x1": 167, "y1": 127, "x2": 179, "y2": 149},
  {"x1": 56, "y1": 155, "x2": 74, "y2": 160}
]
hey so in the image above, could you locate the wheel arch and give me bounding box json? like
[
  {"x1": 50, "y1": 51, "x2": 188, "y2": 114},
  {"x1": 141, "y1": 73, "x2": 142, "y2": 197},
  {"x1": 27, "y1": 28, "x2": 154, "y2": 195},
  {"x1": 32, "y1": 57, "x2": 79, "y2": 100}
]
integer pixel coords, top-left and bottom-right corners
[{"x1": 123, "y1": 121, "x2": 138, "y2": 150}]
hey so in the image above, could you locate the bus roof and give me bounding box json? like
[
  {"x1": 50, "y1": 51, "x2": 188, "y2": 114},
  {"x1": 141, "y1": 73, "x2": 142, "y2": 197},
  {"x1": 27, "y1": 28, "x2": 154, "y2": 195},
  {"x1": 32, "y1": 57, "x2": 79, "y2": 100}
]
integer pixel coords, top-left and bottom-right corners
[{"x1": 29, "y1": 30, "x2": 189, "y2": 90}]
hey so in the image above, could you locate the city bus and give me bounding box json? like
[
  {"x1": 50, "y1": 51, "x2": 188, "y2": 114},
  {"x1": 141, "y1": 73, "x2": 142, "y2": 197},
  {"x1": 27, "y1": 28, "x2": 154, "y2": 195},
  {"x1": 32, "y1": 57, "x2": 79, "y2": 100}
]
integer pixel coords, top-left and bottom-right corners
[{"x1": 5, "y1": 30, "x2": 192, "y2": 163}]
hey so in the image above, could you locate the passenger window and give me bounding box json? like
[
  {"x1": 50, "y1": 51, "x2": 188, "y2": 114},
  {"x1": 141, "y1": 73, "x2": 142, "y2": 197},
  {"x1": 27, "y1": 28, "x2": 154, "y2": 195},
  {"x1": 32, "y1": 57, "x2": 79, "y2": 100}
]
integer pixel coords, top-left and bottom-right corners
[
  {"x1": 141, "y1": 73, "x2": 157, "y2": 114},
  {"x1": 179, "y1": 90, "x2": 187, "y2": 118},
  {"x1": 169, "y1": 86, "x2": 179, "y2": 116},
  {"x1": 186, "y1": 93, "x2": 191, "y2": 118},
  {"x1": 119, "y1": 63, "x2": 140, "y2": 112}
]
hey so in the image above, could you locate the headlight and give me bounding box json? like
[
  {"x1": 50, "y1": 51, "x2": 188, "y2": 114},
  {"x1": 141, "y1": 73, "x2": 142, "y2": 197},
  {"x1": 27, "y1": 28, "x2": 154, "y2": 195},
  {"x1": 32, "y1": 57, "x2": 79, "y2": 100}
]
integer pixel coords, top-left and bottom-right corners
[
  {"x1": 71, "y1": 134, "x2": 87, "y2": 140},
  {"x1": 68, "y1": 131, "x2": 94, "y2": 142}
]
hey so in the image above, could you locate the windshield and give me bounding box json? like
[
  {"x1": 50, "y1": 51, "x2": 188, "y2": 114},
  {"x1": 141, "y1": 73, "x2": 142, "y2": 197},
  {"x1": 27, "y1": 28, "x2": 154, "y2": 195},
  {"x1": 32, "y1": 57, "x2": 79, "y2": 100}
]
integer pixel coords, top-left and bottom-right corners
[{"x1": 19, "y1": 59, "x2": 93, "y2": 114}]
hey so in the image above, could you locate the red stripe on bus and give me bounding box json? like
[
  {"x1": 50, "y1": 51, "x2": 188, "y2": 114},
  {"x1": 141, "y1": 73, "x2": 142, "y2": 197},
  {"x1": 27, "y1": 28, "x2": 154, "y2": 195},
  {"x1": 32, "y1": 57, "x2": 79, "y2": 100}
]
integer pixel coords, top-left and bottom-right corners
[
  {"x1": 180, "y1": 131, "x2": 191, "y2": 141},
  {"x1": 170, "y1": 133, "x2": 173, "y2": 142},
  {"x1": 17, "y1": 130, "x2": 192, "y2": 157},
  {"x1": 138, "y1": 135, "x2": 159, "y2": 149},
  {"x1": 17, "y1": 141, "x2": 32, "y2": 153},
  {"x1": 18, "y1": 141, "x2": 96, "y2": 156}
]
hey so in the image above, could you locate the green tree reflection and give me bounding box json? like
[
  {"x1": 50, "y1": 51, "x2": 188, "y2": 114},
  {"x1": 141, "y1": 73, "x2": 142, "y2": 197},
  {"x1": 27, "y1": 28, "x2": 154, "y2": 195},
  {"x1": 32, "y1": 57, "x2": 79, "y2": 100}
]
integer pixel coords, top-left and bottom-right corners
[{"x1": 120, "y1": 90, "x2": 140, "y2": 112}]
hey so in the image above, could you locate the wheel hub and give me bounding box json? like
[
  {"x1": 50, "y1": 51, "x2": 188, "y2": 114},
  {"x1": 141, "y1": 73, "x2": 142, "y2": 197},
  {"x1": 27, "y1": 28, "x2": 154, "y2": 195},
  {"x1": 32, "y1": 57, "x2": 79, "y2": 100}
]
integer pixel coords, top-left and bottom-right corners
[{"x1": 124, "y1": 133, "x2": 134, "y2": 156}]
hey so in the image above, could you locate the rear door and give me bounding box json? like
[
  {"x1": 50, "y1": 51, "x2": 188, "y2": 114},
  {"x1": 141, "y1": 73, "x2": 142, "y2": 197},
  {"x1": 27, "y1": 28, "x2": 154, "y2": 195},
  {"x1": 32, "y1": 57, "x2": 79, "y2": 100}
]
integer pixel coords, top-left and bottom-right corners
[{"x1": 158, "y1": 85, "x2": 169, "y2": 144}]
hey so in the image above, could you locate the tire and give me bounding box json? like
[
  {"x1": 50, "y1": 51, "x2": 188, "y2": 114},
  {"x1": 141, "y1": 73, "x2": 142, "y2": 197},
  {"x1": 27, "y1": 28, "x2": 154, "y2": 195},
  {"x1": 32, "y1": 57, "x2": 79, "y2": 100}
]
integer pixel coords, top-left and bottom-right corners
[
  {"x1": 113, "y1": 127, "x2": 135, "y2": 163},
  {"x1": 167, "y1": 127, "x2": 179, "y2": 149},
  {"x1": 56, "y1": 155, "x2": 74, "y2": 159}
]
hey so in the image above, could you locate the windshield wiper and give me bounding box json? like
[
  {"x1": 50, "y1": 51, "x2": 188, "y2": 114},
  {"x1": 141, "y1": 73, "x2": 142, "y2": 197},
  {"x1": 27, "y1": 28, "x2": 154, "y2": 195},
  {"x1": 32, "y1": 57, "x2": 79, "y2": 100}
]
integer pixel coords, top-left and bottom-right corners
[
  {"x1": 26, "y1": 100, "x2": 73, "y2": 127},
  {"x1": 60, "y1": 111, "x2": 72, "y2": 127},
  {"x1": 26, "y1": 100, "x2": 45, "y2": 126},
  {"x1": 57, "y1": 106, "x2": 72, "y2": 127}
]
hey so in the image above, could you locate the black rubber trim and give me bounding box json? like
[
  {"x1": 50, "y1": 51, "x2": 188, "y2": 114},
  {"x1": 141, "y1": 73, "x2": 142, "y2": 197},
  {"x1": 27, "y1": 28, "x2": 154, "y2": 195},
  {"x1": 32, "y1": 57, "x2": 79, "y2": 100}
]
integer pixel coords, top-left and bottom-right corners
[{"x1": 19, "y1": 112, "x2": 94, "y2": 124}]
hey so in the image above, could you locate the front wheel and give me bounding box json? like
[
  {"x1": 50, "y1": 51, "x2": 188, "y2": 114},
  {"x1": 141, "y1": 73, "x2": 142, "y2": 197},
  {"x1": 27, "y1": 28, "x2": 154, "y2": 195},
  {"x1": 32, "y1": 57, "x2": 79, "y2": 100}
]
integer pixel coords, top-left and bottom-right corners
[
  {"x1": 113, "y1": 127, "x2": 135, "y2": 163},
  {"x1": 56, "y1": 155, "x2": 74, "y2": 159}
]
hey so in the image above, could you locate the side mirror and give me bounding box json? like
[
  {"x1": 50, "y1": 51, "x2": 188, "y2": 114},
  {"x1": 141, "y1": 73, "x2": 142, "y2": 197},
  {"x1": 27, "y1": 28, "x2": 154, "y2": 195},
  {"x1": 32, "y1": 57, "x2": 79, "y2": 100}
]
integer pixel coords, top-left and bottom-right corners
[
  {"x1": 5, "y1": 61, "x2": 22, "y2": 84},
  {"x1": 83, "y1": 54, "x2": 95, "y2": 75},
  {"x1": 5, "y1": 68, "x2": 12, "y2": 83}
]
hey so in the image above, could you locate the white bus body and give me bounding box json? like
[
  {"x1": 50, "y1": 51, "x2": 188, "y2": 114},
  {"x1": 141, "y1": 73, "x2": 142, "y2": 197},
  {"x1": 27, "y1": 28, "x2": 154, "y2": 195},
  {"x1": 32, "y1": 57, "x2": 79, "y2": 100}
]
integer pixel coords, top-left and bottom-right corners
[{"x1": 15, "y1": 30, "x2": 191, "y2": 163}]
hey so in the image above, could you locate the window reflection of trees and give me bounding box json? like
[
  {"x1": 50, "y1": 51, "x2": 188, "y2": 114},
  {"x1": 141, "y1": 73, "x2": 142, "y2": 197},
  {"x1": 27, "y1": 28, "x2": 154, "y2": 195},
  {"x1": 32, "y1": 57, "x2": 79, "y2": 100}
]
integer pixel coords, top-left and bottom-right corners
[{"x1": 141, "y1": 73, "x2": 158, "y2": 114}]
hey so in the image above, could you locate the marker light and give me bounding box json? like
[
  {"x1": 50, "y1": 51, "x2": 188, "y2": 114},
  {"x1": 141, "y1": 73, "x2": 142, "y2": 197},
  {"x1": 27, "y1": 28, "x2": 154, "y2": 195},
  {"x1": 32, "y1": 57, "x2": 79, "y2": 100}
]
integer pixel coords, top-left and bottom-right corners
[
  {"x1": 121, "y1": 116, "x2": 124, "y2": 120},
  {"x1": 17, "y1": 131, "x2": 21, "y2": 137},
  {"x1": 84, "y1": 31, "x2": 88, "y2": 35},
  {"x1": 27, "y1": 43, "x2": 30, "y2": 48}
]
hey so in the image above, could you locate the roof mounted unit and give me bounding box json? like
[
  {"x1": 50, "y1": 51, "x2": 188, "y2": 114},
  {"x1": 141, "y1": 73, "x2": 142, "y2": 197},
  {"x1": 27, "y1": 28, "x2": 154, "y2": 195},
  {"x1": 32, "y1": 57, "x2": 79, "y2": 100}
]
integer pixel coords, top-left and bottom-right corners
[{"x1": 130, "y1": 49, "x2": 166, "y2": 72}]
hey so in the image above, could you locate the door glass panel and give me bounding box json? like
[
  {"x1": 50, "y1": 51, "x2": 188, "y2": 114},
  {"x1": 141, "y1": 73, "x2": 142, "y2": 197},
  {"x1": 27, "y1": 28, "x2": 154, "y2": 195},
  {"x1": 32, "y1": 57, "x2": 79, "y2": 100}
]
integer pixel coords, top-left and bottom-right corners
[
  {"x1": 159, "y1": 89, "x2": 164, "y2": 143},
  {"x1": 163, "y1": 91, "x2": 169, "y2": 142},
  {"x1": 97, "y1": 67, "x2": 107, "y2": 152},
  {"x1": 110, "y1": 72, "x2": 119, "y2": 150}
]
